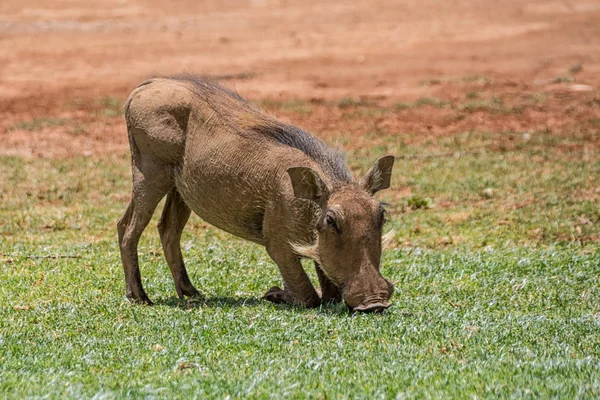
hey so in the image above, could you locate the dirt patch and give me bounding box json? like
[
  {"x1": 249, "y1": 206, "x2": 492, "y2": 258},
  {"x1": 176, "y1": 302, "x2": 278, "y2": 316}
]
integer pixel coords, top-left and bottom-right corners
[{"x1": 1, "y1": 0, "x2": 599, "y2": 157}]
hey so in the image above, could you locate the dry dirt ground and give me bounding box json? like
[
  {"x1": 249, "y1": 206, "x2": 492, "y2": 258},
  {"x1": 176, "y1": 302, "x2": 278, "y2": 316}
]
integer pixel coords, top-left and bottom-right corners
[{"x1": 1, "y1": 0, "x2": 599, "y2": 157}]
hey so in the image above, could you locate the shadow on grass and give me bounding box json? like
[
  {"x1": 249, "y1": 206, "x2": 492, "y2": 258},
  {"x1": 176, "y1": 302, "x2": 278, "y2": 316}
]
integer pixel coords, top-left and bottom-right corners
[
  {"x1": 153, "y1": 296, "x2": 352, "y2": 315},
  {"x1": 154, "y1": 296, "x2": 261, "y2": 308}
]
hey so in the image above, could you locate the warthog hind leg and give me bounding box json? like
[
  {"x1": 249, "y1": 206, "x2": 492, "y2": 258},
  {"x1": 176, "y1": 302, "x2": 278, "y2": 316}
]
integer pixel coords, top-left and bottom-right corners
[
  {"x1": 158, "y1": 188, "x2": 201, "y2": 299},
  {"x1": 117, "y1": 145, "x2": 173, "y2": 305}
]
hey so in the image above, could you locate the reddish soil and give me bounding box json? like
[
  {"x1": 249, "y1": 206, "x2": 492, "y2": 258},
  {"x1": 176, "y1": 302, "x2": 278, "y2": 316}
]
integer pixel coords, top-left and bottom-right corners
[{"x1": 1, "y1": 0, "x2": 599, "y2": 157}]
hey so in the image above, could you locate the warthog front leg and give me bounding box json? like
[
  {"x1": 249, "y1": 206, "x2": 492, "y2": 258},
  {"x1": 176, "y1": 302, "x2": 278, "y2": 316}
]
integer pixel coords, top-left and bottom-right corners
[
  {"x1": 263, "y1": 246, "x2": 320, "y2": 308},
  {"x1": 315, "y1": 263, "x2": 342, "y2": 303},
  {"x1": 158, "y1": 188, "x2": 201, "y2": 299}
]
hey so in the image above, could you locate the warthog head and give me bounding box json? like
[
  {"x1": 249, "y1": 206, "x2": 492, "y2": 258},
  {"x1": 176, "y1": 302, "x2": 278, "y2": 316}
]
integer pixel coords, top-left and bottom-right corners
[{"x1": 288, "y1": 156, "x2": 395, "y2": 312}]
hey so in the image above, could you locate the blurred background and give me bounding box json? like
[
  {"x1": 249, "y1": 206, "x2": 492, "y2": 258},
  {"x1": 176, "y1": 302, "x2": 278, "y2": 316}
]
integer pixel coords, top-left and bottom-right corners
[
  {"x1": 1, "y1": 5, "x2": 599, "y2": 396},
  {"x1": 1, "y1": 0, "x2": 599, "y2": 157}
]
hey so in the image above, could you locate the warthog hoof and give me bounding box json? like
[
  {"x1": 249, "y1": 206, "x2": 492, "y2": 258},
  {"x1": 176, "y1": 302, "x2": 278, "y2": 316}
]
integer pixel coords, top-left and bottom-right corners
[
  {"x1": 262, "y1": 286, "x2": 320, "y2": 308},
  {"x1": 262, "y1": 286, "x2": 295, "y2": 304},
  {"x1": 127, "y1": 293, "x2": 154, "y2": 306},
  {"x1": 176, "y1": 286, "x2": 203, "y2": 300}
]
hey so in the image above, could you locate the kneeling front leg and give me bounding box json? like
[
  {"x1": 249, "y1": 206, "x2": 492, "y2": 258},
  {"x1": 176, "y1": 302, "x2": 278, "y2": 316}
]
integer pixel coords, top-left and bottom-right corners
[{"x1": 263, "y1": 246, "x2": 320, "y2": 308}]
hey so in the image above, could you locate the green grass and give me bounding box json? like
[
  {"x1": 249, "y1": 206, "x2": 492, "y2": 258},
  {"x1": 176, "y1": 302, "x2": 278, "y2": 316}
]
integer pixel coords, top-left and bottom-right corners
[
  {"x1": 458, "y1": 97, "x2": 524, "y2": 114},
  {"x1": 419, "y1": 75, "x2": 491, "y2": 86},
  {"x1": 337, "y1": 97, "x2": 372, "y2": 109},
  {"x1": 98, "y1": 96, "x2": 126, "y2": 117},
  {"x1": 553, "y1": 76, "x2": 576, "y2": 84},
  {"x1": 394, "y1": 97, "x2": 451, "y2": 110},
  {"x1": 569, "y1": 64, "x2": 583, "y2": 75},
  {"x1": 1, "y1": 126, "x2": 599, "y2": 398},
  {"x1": 256, "y1": 99, "x2": 314, "y2": 115},
  {"x1": 10, "y1": 118, "x2": 69, "y2": 131},
  {"x1": 347, "y1": 95, "x2": 522, "y2": 115}
]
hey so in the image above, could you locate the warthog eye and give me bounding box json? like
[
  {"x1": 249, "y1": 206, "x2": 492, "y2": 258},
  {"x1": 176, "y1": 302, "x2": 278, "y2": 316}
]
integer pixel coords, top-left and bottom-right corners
[{"x1": 325, "y1": 211, "x2": 340, "y2": 232}]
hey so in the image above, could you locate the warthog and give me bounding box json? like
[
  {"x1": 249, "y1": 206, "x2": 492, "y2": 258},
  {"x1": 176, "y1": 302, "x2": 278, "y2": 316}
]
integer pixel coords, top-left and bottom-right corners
[{"x1": 118, "y1": 75, "x2": 395, "y2": 312}]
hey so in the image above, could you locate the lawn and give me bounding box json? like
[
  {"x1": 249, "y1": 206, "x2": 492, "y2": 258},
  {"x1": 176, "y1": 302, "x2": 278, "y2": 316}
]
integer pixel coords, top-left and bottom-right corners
[{"x1": 1, "y1": 118, "x2": 599, "y2": 398}]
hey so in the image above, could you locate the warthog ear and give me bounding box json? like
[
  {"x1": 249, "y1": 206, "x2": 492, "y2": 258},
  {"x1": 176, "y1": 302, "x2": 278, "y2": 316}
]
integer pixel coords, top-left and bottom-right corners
[
  {"x1": 360, "y1": 155, "x2": 395, "y2": 195},
  {"x1": 287, "y1": 167, "x2": 329, "y2": 203}
]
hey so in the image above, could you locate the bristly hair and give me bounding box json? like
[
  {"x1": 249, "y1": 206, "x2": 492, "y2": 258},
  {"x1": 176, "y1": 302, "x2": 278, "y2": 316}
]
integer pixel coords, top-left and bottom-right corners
[
  {"x1": 382, "y1": 230, "x2": 395, "y2": 249},
  {"x1": 166, "y1": 73, "x2": 352, "y2": 184},
  {"x1": 290, "y1": 240, "x2": 321, "y2": 263},
  {"x1": 250, "y1": 122, "x2": 352, "y2": 183},
  {"x1": 168, "y1": 73, "x2": 248, "y2": 104}
]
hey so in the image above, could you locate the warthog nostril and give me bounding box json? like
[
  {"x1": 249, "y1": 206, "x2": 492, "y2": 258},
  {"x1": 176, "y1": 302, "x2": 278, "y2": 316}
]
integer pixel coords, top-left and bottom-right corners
[{"x1": 351, "y1": 302, "x2": 391, "y2": 313}]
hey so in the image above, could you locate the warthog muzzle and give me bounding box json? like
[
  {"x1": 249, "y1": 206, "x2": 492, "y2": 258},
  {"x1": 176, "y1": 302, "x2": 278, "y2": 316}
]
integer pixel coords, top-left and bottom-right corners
[
  {"x1": 348, "y1": 302, "x2": 391, "y2": 313},
  {"x1": 343, "y1": 275, "x2": 394, "y2": 313}
]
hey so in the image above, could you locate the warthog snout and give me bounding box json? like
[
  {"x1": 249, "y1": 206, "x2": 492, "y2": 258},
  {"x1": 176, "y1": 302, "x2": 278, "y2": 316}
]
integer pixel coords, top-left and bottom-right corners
[
  {"x1": 341, "y1": 272, "x2": 394, "y2": 313},
  {"x1": 350, "y1": 302, "x2": 391, "y2": 313}
]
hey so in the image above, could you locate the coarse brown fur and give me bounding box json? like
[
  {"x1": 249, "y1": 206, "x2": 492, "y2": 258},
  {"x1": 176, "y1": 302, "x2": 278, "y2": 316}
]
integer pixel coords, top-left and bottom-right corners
[{"x1": 118, "y1": 75, "x2": 395, "y2": 311}]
